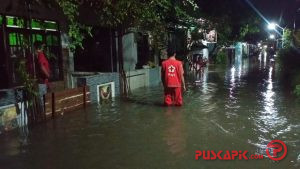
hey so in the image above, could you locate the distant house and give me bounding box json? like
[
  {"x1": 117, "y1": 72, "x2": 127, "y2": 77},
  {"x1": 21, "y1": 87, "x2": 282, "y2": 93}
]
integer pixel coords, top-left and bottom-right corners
[
  {"x1": 294, "y1": 8, "x2": 300, "y2": 30},
  {"x1": 187, "y1": 18, "x2": 217, "y2": 61}
]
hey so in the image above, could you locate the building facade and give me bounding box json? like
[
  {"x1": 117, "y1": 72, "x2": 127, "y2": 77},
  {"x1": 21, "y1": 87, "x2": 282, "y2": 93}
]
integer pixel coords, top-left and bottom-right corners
[{"x1": 0, "y1": 1, "x2": 163, "y2": 132}]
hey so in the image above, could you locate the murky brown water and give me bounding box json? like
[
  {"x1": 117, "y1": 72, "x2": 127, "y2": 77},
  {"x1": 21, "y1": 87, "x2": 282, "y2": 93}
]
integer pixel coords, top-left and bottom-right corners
[{"x1": 0, "y1": 56, "x2": 300, "y2": 169}]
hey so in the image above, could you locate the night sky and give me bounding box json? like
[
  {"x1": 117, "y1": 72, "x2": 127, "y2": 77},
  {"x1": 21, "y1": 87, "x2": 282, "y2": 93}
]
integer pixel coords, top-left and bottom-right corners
[{"x1": 251, "y1": 0, "x2": 300, "y2": 26}]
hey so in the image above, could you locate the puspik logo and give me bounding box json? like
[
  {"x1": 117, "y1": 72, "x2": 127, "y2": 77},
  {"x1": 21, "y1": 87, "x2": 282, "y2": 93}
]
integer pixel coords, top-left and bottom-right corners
[
  {"x1": 266, "y1": 140, "x2": 287, "y2": 161},
  {"x1": 195, "y1": 140, "x2": 288, "y2": 161}
]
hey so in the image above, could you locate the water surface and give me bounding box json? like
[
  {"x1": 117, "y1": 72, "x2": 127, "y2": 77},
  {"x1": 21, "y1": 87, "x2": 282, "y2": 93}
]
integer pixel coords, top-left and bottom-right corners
[{"x1": 0, "y1": 57, "x2": 300, "y2": 169}]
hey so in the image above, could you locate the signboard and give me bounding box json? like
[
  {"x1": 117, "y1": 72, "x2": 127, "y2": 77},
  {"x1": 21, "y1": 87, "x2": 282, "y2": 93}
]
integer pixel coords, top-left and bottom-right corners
[{"x1": 97, "y1": 82, "x2": 115, "y2": 103}]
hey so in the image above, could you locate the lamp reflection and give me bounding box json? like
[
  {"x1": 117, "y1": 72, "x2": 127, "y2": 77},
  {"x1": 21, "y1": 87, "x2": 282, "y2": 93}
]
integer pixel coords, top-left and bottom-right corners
[{"x1": 252, "y1": 64, "x2": 288, "y2": 155}]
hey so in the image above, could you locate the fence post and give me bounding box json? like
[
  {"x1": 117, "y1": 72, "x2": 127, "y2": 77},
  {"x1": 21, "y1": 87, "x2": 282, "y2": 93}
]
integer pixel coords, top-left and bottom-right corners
[
  {"x1": 43, "y1": 94, "x2": 46, "y2": 120},
  {"x1": 83, "y1": 86, "x2": 86, "y2": 108},
  {"x1": 51, "y1": 92, "x2": 55, "y2": 118}
]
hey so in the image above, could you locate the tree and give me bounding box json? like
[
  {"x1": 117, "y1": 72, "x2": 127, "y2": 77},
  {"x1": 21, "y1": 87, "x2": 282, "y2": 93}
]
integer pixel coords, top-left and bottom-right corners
[
  {"x1": 6, "y1": 0, "x2": 199, "y2": 98},
  {"x1": 49, "y1": 0, "x2": 198, "y2": 51},
  {"x1": 190, "y1": 0, "x2": 262, "y2": 63},
  {"x1": 283, "y1": 28, "x2": 293, "y2": 49},
  {"x1": 196, "y1": 0, "x2": 261, "y2": 46},
  {"x1": 55, "y1": 0, "x2": 199, "y2": 95}
]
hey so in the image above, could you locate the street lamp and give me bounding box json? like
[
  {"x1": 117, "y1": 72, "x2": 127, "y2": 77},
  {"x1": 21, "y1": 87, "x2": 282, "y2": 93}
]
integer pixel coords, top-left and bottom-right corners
[
  {"x1": 268, "y1": 23, "x2": 276, "y2": 30},
  {"x1": 267, "y1": 22, "x2": 284, "y2": 48},
  {"x1": 268, "y1": 22, "x2": 284, "y2": 31},
  {"x1": 269, "y1": 34, "x2": 275, "y2": 39}
]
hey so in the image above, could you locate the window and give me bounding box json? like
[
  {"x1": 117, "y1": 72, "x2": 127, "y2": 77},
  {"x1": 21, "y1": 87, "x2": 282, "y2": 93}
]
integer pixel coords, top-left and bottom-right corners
[
  {"x1": 6, "y1": 16, "x2": 26, "y2": 28},
  {"x1": 74, "y1": 27, "x2": 117, "y2": 72},
  {"x1": 136, "y1": 33, "x2": 150, "y2": 69},
  {"x1": 0, "y1": 15, "x2": 62, "y2": 88}
]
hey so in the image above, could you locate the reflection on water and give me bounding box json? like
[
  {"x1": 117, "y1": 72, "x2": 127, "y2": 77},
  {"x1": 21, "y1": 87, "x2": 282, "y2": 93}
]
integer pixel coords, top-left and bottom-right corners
[
  {"x1": 0, "y1": 55, "x2": 300, "y2": 169},
  {"x1": 164, "y1": 108, "x2": 186, "y2": 157}
]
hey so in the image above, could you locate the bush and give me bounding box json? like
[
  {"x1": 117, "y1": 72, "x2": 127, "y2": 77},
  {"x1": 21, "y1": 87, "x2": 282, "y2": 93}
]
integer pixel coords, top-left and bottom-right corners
[
  {"x1": 283, "y1": 29, "x2": 293, "y2": 49},
  {"x1": 278, "y1": 46, "x2": 300, "y2": 97},
  {"x1": 278, "y1": 47, "x2": 300, "y2": 73},
  {"x1": 215, "y1": 50, "x2": 227, "y2": 64},
  {"x1": 294, "y1": 85, "x2": 300, "y2": 97},
  {"x1": 294, "y1": 29, "x2": 300, "y2": 48}
]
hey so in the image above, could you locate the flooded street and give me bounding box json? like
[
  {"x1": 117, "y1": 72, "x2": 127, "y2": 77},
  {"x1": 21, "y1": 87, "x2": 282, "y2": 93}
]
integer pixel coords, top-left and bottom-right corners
[{"x1": 1, "y1": 57, "x2": 300, "y2": 169}]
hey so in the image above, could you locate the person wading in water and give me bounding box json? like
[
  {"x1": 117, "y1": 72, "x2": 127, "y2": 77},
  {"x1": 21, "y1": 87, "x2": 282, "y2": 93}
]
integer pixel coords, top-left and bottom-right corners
[{"x1": 161, "y1": 47, "x2": 186, "y2": 106}]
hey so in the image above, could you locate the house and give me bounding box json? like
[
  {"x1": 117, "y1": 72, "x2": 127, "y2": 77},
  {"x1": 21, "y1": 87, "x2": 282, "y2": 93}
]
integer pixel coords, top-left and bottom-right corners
[
  {"x1": 0, "y1": 0, "x2": 162, "y2": 132},
  {"x1": 0, "y1": 0, "x2": 71, "y2": 131}
]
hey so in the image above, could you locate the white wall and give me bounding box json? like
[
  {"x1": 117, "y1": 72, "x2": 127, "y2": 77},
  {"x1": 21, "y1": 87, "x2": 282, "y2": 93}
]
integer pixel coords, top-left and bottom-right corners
[
  {"x1": 61, "y1": 33, "x2": 75, "y2": 88},
  {"x1": 122, "y1": 32, "x2": 161, "y2": 91},
  {"x1": 202, "y1": 40, "x2": 209, "y2": 60},
  {"x1": 122, "y1": 33, "x2": 138, "y2": 71},
  {"x1": 126, "y1": 67, "x2": 161, "y2": 91}
]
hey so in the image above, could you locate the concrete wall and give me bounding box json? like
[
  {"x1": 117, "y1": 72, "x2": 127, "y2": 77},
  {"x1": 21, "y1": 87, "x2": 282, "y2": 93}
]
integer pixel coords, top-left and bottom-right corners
[
  {"x1": 235, "y1": 42, "x2": 243, "y2": 64},
  {"x1": 126, "y1": 67, "x2": 161, "y2": 91},
  {"x1": 0, "y1": 84, "x2": 46, "y2": 133},
  {"x1": 0, "y1": 89, "x2": 21, "y2": 107},
  {"x1": 76, "y1": 73, "x2": 120, "y2": 103},
  {"x1": 61, "y1": 33, "x2": 75, "y2": 89},
  {"x1": 123, "y1": 33, "x2": 138, "y2": 71},
  {"x1": 121, "y1": 31, "x2": 161, "y2": 91},
  {"x1": 202, "y1": 40, "x2": 209, "y2": 60},
  {"x1": 74, "y1": 67, "x2": 160, "y2": 102}
]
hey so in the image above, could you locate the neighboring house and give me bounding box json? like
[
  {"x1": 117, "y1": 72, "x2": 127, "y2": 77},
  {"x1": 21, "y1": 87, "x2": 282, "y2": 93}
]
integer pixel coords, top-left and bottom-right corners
[
  {"x1": 0, "y1": 0, "x2": 72, "y2": 132},
  {"x1": 0, "y1": 1, "x2": 69, "y2": 91},
  {"x1": 188, "y1": 29, "x2": 217, "y2": 61},
  {"x1": 0, "y1": 1, "x2": 165, "y2": 133},
  {"x1": 73, "y1": 27, "x2": 161, "y2": 100},
  {"x1": 118, "y1": 29, "x2": 161, "y2": 91},
  {"x1": 0, "y1": 1, "x2": 162, "y2": 107},
  {"x1": 293, "y1": 8, "x2": 300, "y2": 48}
]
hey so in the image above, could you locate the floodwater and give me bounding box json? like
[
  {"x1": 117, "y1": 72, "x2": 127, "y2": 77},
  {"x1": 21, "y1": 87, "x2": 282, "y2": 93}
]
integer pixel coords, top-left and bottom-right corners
[{"x1": 1, "y1": 54, "x2": 300, "y2": 169}]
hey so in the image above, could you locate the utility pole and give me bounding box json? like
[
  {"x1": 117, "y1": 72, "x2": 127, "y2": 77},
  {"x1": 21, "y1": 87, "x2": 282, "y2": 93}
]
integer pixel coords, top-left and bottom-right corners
[{"x1": 25, "y1": 0, "x2": 36, "y2": 79}]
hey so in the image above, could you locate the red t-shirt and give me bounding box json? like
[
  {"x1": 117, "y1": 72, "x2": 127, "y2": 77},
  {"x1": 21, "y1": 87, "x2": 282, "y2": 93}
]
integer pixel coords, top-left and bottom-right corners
[
  {"x1": 162, "y1": 58, "x2": 183, "y2": 87},
  {"x1": 37, "y1": 52, "x2": 50, "y2": 84}
]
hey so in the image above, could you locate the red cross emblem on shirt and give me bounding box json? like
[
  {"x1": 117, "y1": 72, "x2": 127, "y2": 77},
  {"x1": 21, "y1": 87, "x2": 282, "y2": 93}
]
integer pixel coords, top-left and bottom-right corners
[{"x1": 168, "y1": 65, "x2": 175, "y2": 73}]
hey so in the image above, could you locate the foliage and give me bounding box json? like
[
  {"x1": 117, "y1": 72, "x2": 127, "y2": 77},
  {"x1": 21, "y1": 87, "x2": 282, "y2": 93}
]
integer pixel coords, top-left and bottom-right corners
[
  {"x1": 196, "y1": 0, "x2": 261, "y2": 46},
  {"x1": 278, "y1": 46, "x2": 300, "y2": 71},
  {"x1": 16, "y1": 58, "x2": 37, "y2": 101},
  {"x1": 278, "y1": 28, "x2": 300, "y2": 98},
  {"x1": 52, "y1": 0, "x2": 198, "y2": 51},
  {"x1": 29, "y1": 0, "x2": 262, "y2": 53},
  {"x1": 278, "y1": 46, "x2": 300, "y2": 97},
  {"x1": 294, "y1": 29, "x2": 300, "y2": 48},
  {"x1": 56, "y1": 0, "x2": 92, "y2": 51},
  {"x1": 238, "y1": 17, "x2": 260, "y2": 41},
  {"x1": 283, "y1": 28, "x2": 293, "y2": 49},
  {"x1": 294, "y1": 85, "x2": 300, "y2": 97},
  {"x1": 215, "y1": 49, "x2": 227, "y2": 64},
  {"x1": 214, "y1": 16, "x2": 233, "y2": 46}
]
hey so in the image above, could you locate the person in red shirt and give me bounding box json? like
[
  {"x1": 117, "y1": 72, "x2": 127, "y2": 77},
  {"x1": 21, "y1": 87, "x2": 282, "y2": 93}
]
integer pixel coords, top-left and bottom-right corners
[
  {"x1": 34, "y1": 41, "x2": 50, "y2": 87},
  {"x1": 161, "y1": 48, "x2": 186, "y2": 106}
]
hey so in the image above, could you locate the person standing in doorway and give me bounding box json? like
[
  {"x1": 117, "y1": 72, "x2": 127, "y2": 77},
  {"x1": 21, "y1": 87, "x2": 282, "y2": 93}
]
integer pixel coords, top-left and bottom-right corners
[
  {"x1": 161, "y1": 47, "x2": 186, "y2": 106},
  {"x1": 34, "y1": 41, "x2": 50, "y2": 89}
]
